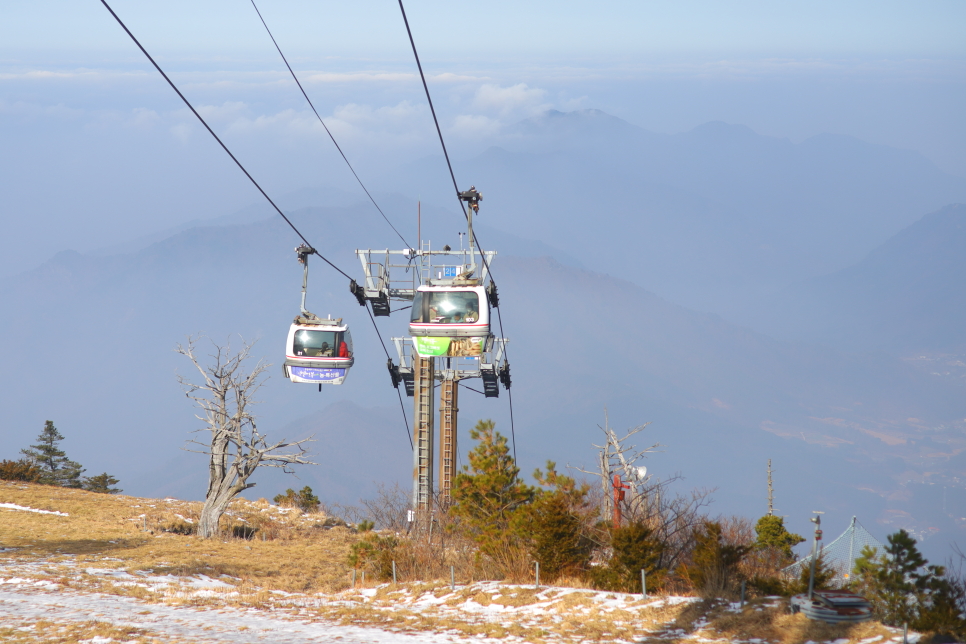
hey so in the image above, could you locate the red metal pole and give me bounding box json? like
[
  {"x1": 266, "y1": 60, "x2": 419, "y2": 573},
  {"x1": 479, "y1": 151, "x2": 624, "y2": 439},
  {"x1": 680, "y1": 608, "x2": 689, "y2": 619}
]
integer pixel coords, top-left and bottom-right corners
[{"x1": 612, "y1": 474, "x2": 629, "y2": 530}]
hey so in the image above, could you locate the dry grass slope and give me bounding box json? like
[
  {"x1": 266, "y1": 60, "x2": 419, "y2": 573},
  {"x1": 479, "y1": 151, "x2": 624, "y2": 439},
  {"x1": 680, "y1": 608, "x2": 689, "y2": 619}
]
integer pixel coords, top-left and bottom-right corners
[
  {"x1": 0, "y1": 482, "x2": 915, "y2": 644},
  {"x1": 0, "y1": 481, "x2": 357, "y2": 593}
]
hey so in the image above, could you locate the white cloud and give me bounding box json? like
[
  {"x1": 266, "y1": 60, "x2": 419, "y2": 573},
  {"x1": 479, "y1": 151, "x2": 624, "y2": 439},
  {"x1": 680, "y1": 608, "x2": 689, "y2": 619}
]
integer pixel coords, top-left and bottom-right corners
[
  {"x1": 442, "y1": 82, "x2": 556, "y2": 137},
  {"x1": 322, "y1": 101, "x2": 431, "y2": 149},
  {"x1": 196, "y1": 101, "x2": 250, "y2": 122},
  {"x1": 126, "y1": 107, "x2": 161, "y2": 129},
  {"x1": 450, "y1": 114, "x2": 502, "y2": 138},
  {"x1": 559, "y1": 95, "x2": 590, "y2": 111},
  {"x1": 169, "y1": 122, "x2": 193, "y2": 144},
  {"x1": 472, "y1": 83, "x2": 550, "y2": 117},
  {"x1": 430, "y1": 72, "x2": 490, "y2": 84},
  {"x1": 304, "y1": 71, "x2": 416, "y2": 84},
  {"x1": 0, "y1": 68, "x2": 149, "y2": 81},
  {"x1": 0, "y1": 98, "x2": 84, "y2": 120},
  {"x1": 331, "y1": 100, "x2": 423, "y2": 127}
]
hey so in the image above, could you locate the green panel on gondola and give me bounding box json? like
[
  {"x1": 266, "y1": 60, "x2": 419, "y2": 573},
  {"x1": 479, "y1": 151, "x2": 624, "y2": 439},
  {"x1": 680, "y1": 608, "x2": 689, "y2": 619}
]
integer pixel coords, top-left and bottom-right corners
[{"x1": 413, "y1": 336, "x2": 452, "y2": 357}]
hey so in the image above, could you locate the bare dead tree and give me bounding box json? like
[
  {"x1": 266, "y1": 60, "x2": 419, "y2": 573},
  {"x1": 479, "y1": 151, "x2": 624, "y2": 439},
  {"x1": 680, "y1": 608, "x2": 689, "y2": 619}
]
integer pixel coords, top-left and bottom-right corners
[
  {"x1": 359, "y1": 482, "x2": 412, "y2": 532},
  {"x1": 176, "y1": 336, "x2": 314, "y2": 538},
  {"x1": 573, "y1": 408, "x2": 660, "y2": 518},
  {"x1": 572, "y1": 409, "x2": 715, "y2": 571}
]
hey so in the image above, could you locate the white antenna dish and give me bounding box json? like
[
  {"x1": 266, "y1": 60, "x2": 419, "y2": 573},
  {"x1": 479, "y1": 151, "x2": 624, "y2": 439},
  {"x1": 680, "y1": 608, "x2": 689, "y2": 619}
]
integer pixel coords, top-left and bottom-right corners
[{"x1": 636, "y1": 466, "x2": 647, "y2": 480}]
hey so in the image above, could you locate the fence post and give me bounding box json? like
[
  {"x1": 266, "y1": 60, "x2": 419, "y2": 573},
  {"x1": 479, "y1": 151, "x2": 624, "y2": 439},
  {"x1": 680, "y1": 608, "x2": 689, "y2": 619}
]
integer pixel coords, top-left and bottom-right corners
[
  {"x1": 451, "y1": 566, "x2": 455, "y2": 591},
  {"x1": 392, "y1": 560, "x2": 397, "y2": 585},
  {"x1": 535, "y1": 561, "x2": 540, "y2": 589},
  {"x1": 362, "y1": 570, "x2": 365, "y2": 585},
  {"x1": 740, "y1": 580, "x2": 746, "y2": 607},
  {"x1": 352, "y1": 569, "x2": 356, "y2": 587},
  {"x1": 641, "y1": 569, "x2": 647, "y2": 598}
]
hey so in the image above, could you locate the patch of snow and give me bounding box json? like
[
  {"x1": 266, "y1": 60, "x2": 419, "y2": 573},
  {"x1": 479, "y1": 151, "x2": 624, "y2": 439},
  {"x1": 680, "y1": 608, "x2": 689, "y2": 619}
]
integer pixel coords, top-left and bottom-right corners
[
  {"x1": 0, "y1": 577, "x2": 59, "y2": 589},
  {"x1": 80, "y1": 568, "x2": 235, "y2": 593},
  {"x1": 661, "y1": 595, "x2": 701, "y2": 606},
  {"x1": 0, "y1": 503, "x2": 68, "y2": 516},
  {"x1": 0, "y1": 586, "x2": 506, "y2": 643},
  {"x1": 85, "y1": 568, "x2": 137, "y2": 580}
]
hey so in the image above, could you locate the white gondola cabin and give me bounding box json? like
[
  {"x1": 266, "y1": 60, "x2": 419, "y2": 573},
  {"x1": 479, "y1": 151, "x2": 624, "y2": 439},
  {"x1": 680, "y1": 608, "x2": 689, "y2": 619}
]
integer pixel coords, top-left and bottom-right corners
[
  {"x1": 409, "y1": 283, "x2": 490, "y2": 358},
  {"x1": 283, "y1": 314, "x2": 354, "y2": 385}
]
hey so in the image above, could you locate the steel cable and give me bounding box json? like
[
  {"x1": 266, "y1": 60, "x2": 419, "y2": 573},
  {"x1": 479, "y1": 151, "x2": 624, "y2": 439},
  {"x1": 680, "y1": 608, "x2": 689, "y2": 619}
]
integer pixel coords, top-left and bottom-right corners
[
  {"x1": 495, "y1": 306, "x2": 517, "y2": 462},
  {"x1": 364, "y1": 303, "x2": 414, "y2": 449},
  {"x1": 397, "y1": 0, "x2": 517, "y2": 461},
  {"x1": 396, "y1": 0, "x2": 462, "y2": 215},
  {"x1": 395, "y1": 0, "x2": 498, "y2": 288},
  {"x1": 250, "y1": 0, "x2": 412, "y2": 249},
  {"x1": 249, "y1": 0, "x2": 414, "y2": 449},
  {"x1": 99, "y1": 0, "x2": 353, "y2": 282},
  {"x1": 102, "y1": 0, "x2": 414, "y2": 450}
]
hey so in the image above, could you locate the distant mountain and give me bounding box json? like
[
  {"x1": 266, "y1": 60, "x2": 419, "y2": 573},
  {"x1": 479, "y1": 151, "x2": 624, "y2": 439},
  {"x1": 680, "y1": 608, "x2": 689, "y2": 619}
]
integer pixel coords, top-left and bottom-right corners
[
  {"x1": 381, "y1": 110, "x2": 966, "y2": 318},
  {"x1": 2, "y1": 206, "x2": 964, "y2": 559},
  {"x1": 753, "y1": 203, "x2": 966, "y2": 355}
]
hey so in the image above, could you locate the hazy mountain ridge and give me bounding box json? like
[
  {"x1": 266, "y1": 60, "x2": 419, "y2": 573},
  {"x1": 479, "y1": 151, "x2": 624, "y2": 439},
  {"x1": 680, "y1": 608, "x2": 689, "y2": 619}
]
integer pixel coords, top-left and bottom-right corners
[
  {"x1": 4, "y1": 111, "x2": 966, "y2": 558},
  {"x1": 3, "y1": 206, "x2": 964, "y2": 556},
  {"x1": 388, "y1": 110, "x2": 966, "y2": 318},
  {"x1": 753, "y1": 203, "x2": 966, "y2": 354}
]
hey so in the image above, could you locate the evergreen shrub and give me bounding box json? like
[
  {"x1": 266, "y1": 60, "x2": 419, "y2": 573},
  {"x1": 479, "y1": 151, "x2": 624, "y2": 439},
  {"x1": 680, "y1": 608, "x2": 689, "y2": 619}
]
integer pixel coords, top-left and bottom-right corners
[{"x1": 0, "y1": 458, "x2": 42, "y2": 482}]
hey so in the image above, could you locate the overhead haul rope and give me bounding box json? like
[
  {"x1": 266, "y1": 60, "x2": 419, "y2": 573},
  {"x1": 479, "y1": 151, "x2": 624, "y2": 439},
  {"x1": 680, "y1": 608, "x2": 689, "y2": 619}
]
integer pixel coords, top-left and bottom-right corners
[
  {"x1": 396, "y1": 0, "x2": 517, "y2": 460},
  {"x1": 364, "y1": 303, "x2": 414, "y2": 449},
  {"x1": 249, "y1": 0, "x2": 412, "y2": 249},
  {"x1": 248, "y1": 0, "x2": 414, "y2": 449},
  {"x1": 395, "y1": 0, "x2": 495, "y2": 280},
  {"x1": 100, "y1": 0, "x2": 415, "y2": 449},
  {"x1": 99, "y1": 0, "x2": 353, "y2": 282}
]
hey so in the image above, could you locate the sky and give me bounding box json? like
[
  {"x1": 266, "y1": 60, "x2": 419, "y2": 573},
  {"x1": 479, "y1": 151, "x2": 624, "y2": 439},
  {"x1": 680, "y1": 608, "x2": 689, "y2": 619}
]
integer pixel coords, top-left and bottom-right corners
[
  {"x1": 4, "y1": 1, "x2": 965, "y2": 58},
  {"x1": 1, "y1": 0, "x2": 964, "y2": 279}
]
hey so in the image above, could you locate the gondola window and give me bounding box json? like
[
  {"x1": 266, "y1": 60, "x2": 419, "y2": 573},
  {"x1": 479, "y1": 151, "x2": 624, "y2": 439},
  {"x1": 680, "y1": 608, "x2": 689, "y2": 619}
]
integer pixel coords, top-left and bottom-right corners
[{"x1": 411, "y1": 291, "x2": 481, "y2": 325}]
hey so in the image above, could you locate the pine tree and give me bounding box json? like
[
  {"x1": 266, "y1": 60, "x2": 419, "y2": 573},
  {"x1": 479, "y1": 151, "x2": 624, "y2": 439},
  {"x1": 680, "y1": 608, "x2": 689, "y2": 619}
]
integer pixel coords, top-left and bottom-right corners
[
  {"x1": 20, "y1": 421, "x2": 84, "y2": 487},
  {"x1": 82, "y1": 473, "x2": 122, "y2": 494},
  {"x1": 680, "y1": 521, "x2": 751, "y2": 597},
  {"x1": 593, "y1": 521, "x2": 665, "y2": 592},
  {"x1": 273, "y1": 486, "x2": 321, "y2": 513},
  {"x1": 520, "y1": 461, "x2": 594, "y2": 579},
  {"x1": 916, "y1": 569, "x2": 966, "y2": 637},
  {"x1": 451, "y1": 420, "x2": 533, "y2": 569},
  {"x1": 0, "y1": 459, "x2": 42, "y2": 482},
  {"x1": 853, "y1": 530, "x2": 942, "y2": 627},
  {"x1": 878, "y1": 530, "x2": 927, "y2": 625},
  {"x1": 754, "y1": 514, "x2": 805, "y2": 561},
  {"x1": 794, "y1": 550, "x2": 837, "y2": 594}
]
